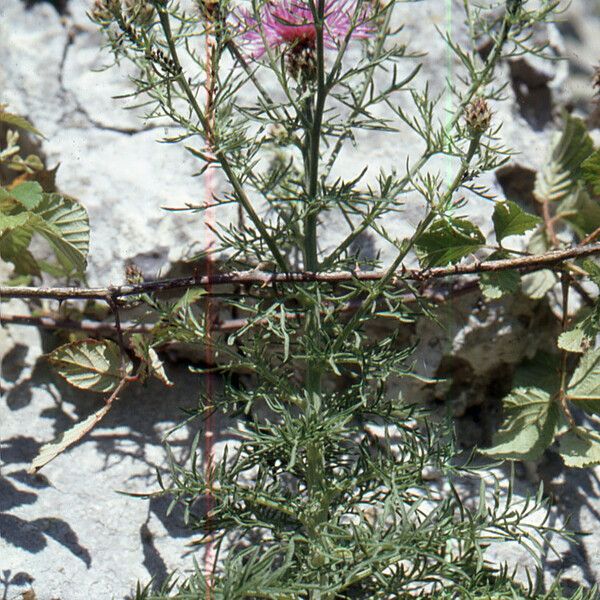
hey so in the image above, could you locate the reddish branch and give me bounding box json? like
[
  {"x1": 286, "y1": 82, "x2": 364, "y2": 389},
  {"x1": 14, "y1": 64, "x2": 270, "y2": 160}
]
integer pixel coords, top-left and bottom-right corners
[
  {"x1": 2, "y1": 281, "x2": 481, "y2": 337},
  {"x1": 1, "y1": 244, "x2": 600, "y2": 302}
]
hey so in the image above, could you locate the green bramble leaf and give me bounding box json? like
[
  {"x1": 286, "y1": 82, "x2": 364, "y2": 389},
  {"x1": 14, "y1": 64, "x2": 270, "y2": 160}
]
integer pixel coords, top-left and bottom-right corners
[
  {"x1": 558, "y1": 187, "x2": 600, "y2": 237},
  {"x1": 0, "y1": 212, "x2": 30, "y2": 235},
  {"x1": 30, "y1": 193, "x2": 89, "y2": 273},
  {"x1": 480, "y1": 387, "x2": 558, "y2": 461},
  {"x1": 534, "y1": 113, "x2": 593, "y2": 204},
  {"x1": 582, "y1": 259, "x2": 600, "y2": 286},
  {"x1": 513, "y1": 351, "x2": 561, "y2": 393},
  {"x1": 492, "y1": 200, "x2": 540, "y2": 242},
  {"x1": 48, "y1": 339, "x2": 132, "y2": 393},
  {"x1": 0, "y1": 234, "x2": 41, "y2": 277},
  {"x1": 415, "y1": 217, "x2": 484, "y2": 268},
  {"x1": 558, "y1": 327, "x2": 588, "y2": 354},
  {"x1": 566, "y1": 347, "x2": 600, "y2": 415},
  {"x1": 479, "y1": 269, "x2": 521, "y2": 299},
  {"x1": 557, "y1": 430, "x2": 600, "y2": 468},
  {"x1": 478, "y1": 251, "x2": 521, "y2": 299},
  {"x1": 29, "y1": 401, "x2": 115, "y2": 474},
  {"x1": 0, "y1": 104, "x2": 44, "y2": 138},
  {"x1": 9, "y1": 181, "x2": 43, "y2": 210},
  {"x1": 130, "y1": 334, "x2": 173, "y2": 387},
  {"x1": 581, "y1": 149, "x2": 600, "y2": 196},
  {"x1": 521, "y1": 269, "x2": 556, "y2": 299},
  {"x1": 0, "y1": 227, "x2": 40, "y2": 277}
]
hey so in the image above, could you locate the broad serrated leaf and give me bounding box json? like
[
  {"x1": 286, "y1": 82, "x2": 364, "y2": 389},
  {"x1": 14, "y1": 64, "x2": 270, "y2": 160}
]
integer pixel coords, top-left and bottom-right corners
[
  {"x1": 492, "y1": 201, "x2": 540, "y2": 242},
  {"x1": 513, "y1": 351, "x2": 561, "y2": 394},
  {"x1": 0, "y1": 228, "x2": 39, "y2": 276},
  {"x1": 534, "y1": 113, "x2": 593, "y2": 204},
  {"x1": 527, "y1": 226, "x2": 549, "y2": 255},
  {"x1": 130, "y1": 334, "x2": 173, "y2": 387},
  {"x1": 582, "y1": 259, "x2": 600, "y2": 287},
  {"x1": 415, "y1": 217, "x2": 484, "y2": 268},
  {"x1": 29, "y1": 402, "x2": 114, "y2": 474},
  {"x1": 0, "y1": 212, "x2": 29, "y2": 235},
  {"x1": 0, "y1": 106, "x2": 44, "y2": 138},
  {"x1": 558, "y1": 327, "x2": 588, "y2": 354},
  {"x1": 147, "y1": 348, "x2": 173, "y2": 387},
  {"x1": 30, "y1": 193, "x2": 89, "y2": 273},
  {"x1": 48, "y1": 340, "x2": 132, "y2": 393},
  {"x1": 521, "y1": 269, "x2": 556, "y2": 299},
  {"x1": 581, "y1": 149, "x2": 600, "y2": 196},
  {"x1": 479, "y1": 254, "x2": 521, "y2": 299},
  {"x1": 9, "y1": 181, "x2": 43, "y2": 210},
  {"x1": 480, "y1": 387, "x2": 558, "y2": 460},
  {"x1": 557, "y1": 430, "x2": 600, "y2": 468},
  {"x1": 558, "y1": 187, "x2": 600, "y2": 237},
  {"x1": 567, "y1": 347, "x2": 600, "y2": 414}
]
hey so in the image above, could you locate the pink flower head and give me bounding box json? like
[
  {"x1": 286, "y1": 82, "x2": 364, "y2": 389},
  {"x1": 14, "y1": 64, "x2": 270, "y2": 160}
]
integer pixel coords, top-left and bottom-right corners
[{"x1": 237, "y1": 0, "x2": 373, "y2": 59}]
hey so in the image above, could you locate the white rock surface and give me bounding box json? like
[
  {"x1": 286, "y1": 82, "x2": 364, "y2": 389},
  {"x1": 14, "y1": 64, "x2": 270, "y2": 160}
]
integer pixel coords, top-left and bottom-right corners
[
  {"x1": 1, "y1": 0, "x2": 599, "y2": 597},
  {"x1": 0, "y1": 311, "x2": 217, "y2": 599}
]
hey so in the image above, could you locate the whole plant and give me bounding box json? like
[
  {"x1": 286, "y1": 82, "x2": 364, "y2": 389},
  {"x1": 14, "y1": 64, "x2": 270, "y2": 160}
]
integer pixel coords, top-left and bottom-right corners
[{"x1": 3, "y1": 0, "x2": 600, "y2": 598}]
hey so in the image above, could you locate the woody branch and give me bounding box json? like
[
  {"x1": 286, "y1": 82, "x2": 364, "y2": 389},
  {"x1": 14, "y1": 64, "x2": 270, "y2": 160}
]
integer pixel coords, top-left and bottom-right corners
[{"x1": 1, "y1": 243, "x2": 600, "y2": 302}]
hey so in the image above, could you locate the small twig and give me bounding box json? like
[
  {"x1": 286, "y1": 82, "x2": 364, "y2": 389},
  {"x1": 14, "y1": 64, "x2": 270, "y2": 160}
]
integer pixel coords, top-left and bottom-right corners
[
  {"x1": 541, "y1": 197, "x2": 560, "y2": 247},
  {"x1": 557, "y1": 271, "x2": 576, "y2": 428},
  {"x1": 1, "y1": 281, "x2": 482, "y2": 337},
  {"x1": 0, "y1": 314, "x2": 153, "y2": 335},
  {"x1": 107, "y1": 293, "x2": 127, "y2": 372},
  {"x1": 2, "y1": 244, "x2": 600, "y2": 302},
  {"x1": 580, "y1": 226, "x2": 600, "y2": 247}
]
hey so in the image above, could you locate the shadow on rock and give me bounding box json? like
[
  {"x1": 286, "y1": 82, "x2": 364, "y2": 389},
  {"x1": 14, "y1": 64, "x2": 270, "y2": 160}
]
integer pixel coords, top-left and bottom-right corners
[
  {"x1": 0, "y1": 569, "x2": 35, "y2": 600},
  {"x1": 0, "y1": 472, "x2": 91, "y2": 567}
]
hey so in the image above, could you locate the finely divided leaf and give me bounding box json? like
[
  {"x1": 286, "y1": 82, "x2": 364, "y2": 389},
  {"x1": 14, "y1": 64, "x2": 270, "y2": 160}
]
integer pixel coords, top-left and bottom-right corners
[
  {"x1": 48, "y1": 340, "x2": 132, "y2": 393},
  {"x1": 582, "y1": 259, "x2": 600, "y2": 286},
  {"x1": 492, "y1": 201, "x2": 540, "y2": 242},
  {"x1": 415, "y1": 218, "x2": 484, "y2": 268},
  {"x1": 480, "y1": 387, "x2": 558, "y2": 460}
]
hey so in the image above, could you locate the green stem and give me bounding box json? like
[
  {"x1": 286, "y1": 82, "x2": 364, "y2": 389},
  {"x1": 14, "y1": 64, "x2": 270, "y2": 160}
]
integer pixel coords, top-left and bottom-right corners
[
  {"x1": 156, "y1": 7, "x2": 289, "y2": 272},
  {"x1": 300, "y1": 8, "x2": 329, "y2": 596},
  {"x1": 303, "y1": 1, "x2": 326, "y2": 273},
  {"x1": 331, "y1": 135, "x2": 480, "y2": 355},
  {"x1": 320, "y1": 3, "x2": 516, "y2": 271}
]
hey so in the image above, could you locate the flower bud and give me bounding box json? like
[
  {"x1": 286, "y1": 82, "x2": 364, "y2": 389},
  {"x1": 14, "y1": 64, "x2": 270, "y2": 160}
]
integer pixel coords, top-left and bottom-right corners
[
  {"x1": 90, "y1": 0, "x2": 120, "y2": 23},
  {"x1": 123, "y1": 0, "x2": 155, "y2": 26},
  {"x1": 125, "y1": 263, "x2": 144, "y2": 284},
  {"x1": 197, "y1": 0, "x2": 220, "y2": 22},
  {"x1": 465, "y1": 97, "x2": 492, "y2": 136}
]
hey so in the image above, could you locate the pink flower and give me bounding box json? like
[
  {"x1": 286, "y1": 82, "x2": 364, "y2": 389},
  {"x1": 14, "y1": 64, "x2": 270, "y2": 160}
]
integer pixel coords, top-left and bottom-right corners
[{"x1": 237, "y1": 0, "x2": 373, "y2": 59}]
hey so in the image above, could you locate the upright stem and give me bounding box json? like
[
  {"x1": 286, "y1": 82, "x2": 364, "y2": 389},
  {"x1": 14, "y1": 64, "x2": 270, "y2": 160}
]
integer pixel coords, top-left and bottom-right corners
[
  {"x1": 156, "y1": 6, "x2": 289, "y2": 272},
  {"x1": 300, "y1": 4, "x2": 329, "y2": 587},
  {"x1": 303, "y1": 0, "x2": 326, "y2": 273}
]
